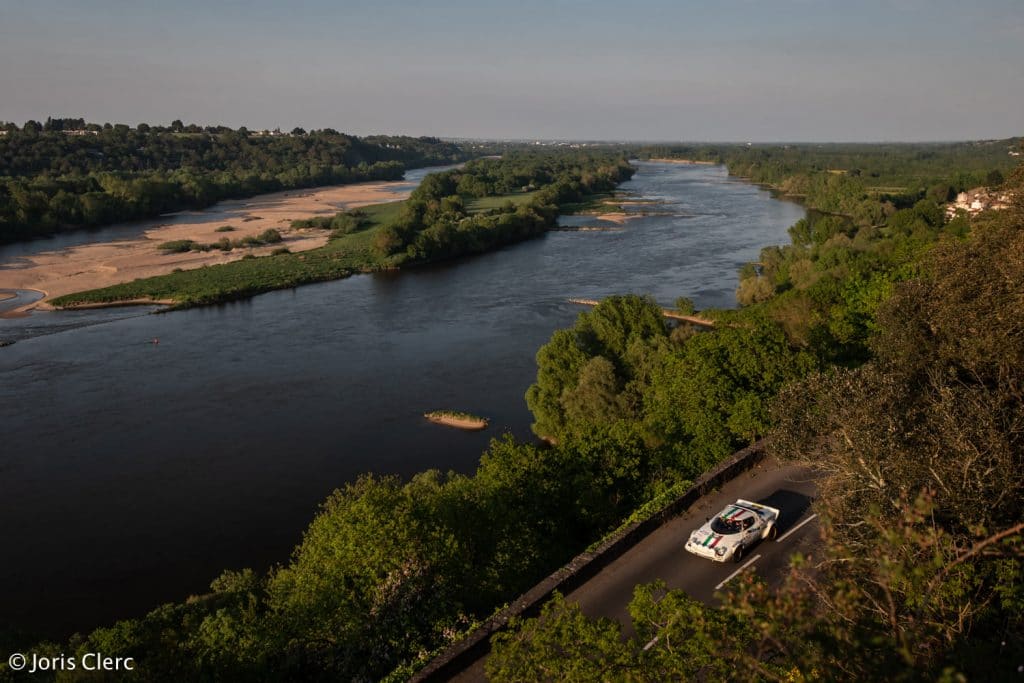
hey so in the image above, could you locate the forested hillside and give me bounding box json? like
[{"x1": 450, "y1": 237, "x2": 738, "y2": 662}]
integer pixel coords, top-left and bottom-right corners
[
  {"x1": 489, "y1": 157, "x2": 1024, "y2": 680},
  {"x1": 0, "y1": 119, "x2": 467, "y2": 243}
]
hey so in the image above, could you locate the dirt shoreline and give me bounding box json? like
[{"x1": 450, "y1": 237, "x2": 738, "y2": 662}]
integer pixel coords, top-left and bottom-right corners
[
  {"x1": 0, "y1": 178, "x2": 421, "y2": 315},
  {"x1": 647, "y1": 158, "x2": 717, "y2": 165}
]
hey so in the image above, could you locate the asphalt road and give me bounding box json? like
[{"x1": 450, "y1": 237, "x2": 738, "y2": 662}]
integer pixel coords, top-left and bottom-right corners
[{"x1": 449, "y1": 458, "x2": 820, "y2": 681}]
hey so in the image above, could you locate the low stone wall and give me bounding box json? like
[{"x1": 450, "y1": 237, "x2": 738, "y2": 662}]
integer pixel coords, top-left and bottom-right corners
[{"x1": 411, "y1": 439, "x2": 767, "y2": 682}]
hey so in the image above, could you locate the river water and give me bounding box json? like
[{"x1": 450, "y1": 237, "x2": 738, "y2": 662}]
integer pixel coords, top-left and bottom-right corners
[{"x1": 0, "y1": 162, "x2": 803, "y2": 639}]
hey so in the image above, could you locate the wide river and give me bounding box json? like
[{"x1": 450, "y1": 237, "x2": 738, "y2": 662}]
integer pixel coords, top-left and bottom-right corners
[{"x1": 0, "y1": 162, "x2": 803, "y2": 639}]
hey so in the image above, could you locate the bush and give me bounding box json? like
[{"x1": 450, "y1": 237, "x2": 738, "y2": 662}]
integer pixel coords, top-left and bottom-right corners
[
  {"x1": 258, "y1": 228, "x2": 283, "y2": 244},
  {"x1": 157, "y1": 239, "x2": 196, "y2": 253}
]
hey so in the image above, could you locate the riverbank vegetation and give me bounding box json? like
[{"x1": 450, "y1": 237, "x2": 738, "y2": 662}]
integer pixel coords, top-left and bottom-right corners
[
  {"x1": 50, "y1": 151, "x2": 635, "y2": 308},
  {"x1": 488, "y1": 153, "x2": 1024, "y2": 680},
  {"x1": 0, "y1": 118, "x2": 468, "y2": 243},
  {"x1": 157, "y1": 229, "x2": 282, "y2": 254},
  {"x1": 5, "y1": 144, "x2": 1022, "y2": 682},
  {"x1": 637, "y1": 139, "x2": 1019, "y2": 203},
  {"x1": 490, "y1": 176, "x2": 1024, "y2": 681}
]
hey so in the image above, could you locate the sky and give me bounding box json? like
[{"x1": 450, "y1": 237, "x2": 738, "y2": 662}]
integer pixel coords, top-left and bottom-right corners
[{"x1": 1, "y1": 0, "x2": 1022, "y2": 142}]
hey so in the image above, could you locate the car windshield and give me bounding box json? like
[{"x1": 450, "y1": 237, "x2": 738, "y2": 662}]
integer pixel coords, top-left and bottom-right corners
[{"x1": 710, "y1": 516, "x2": 743, "y2": 535}]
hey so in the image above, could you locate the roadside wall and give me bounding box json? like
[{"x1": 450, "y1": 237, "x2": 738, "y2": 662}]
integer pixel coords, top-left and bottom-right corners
[{"x1": 411, "y1": 439, "x2": 767, "y2": 682}]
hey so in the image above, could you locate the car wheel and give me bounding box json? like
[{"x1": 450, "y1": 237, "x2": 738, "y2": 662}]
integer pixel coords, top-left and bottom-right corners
[
  {"x1": 767, "y1": 524, "x2": 778, "y2": 541},
  {"x1": 733, "y1": 544, "x2": 744, "y2": 563}
]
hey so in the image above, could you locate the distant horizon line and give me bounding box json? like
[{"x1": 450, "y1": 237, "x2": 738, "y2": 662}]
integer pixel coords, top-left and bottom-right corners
[{"x1": 1, "y1": 117, "x2": 1020, "y2": 146}]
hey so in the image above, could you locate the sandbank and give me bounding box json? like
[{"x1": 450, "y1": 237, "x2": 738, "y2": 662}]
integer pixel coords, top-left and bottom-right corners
[
  {"x1": 549, "y1": 226, "x2": 623, "y2": 232},
  {"x1": 0, "y1": 179, "x2": 419, "y2": 314},
  {"x1": 424, "y1": 411, "x2": 489, "y2": 431},
  {"x1": 647, "y1": 158, "x2": 717, "y2": 165},
  {"x1": 591, "y1": 212, "x2": 638, "y2": 225}
]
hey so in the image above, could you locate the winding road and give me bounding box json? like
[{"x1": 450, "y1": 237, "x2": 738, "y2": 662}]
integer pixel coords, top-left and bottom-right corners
[{"x1": 449, "y1": 458, "x2": 820, "y2": 681}]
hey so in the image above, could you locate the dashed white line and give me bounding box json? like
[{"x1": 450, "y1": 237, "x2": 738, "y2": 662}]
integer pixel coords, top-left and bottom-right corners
[
  {"x1": 714, "y1": 553, "x2": 762, "y2": 591},
  {"x1": 777, "y1": 513, "x2": 818, "y2": 543}
]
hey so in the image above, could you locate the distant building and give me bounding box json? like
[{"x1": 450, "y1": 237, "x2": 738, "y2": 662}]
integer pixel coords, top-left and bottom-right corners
[
  {"x1": 946, "y1": 187, "x2": 1014, "y2": 219},
  {"x1": 250, "y1": 129, "x2": 287, "y2": 137}
]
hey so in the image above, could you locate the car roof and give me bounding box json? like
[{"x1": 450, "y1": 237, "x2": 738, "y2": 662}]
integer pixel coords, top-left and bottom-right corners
[{"x1": 718, "y1": 504, "x2": 756, "y2": 520}]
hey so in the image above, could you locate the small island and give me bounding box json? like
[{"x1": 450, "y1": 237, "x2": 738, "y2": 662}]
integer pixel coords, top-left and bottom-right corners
[{"x1": 424, "y1": 410, "x2": 489, "y2": 431}]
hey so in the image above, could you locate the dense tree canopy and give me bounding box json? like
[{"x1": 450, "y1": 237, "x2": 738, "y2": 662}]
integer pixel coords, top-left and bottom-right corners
[
  {"x1": 525, "y1": 296, "x2": 817, "y2": 473},
  {"x1": 488, "y1": 160, "x2": 1024, "y2": 682},
  {"x1": 0, "y1": 120, "x2": 467, "y2": 243},
  {"x1": 372, "y1": 151, "x2": 635, "y2": 262},
  {"x1": 5, "y1": 142, "x2": 1021, "y2": 681}
]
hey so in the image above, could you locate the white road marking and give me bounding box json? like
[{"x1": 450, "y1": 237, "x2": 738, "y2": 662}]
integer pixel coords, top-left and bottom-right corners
[
  {"x1": 642, "y1": 635, "x2": 659, "y2": 651},
  {"x1": 777, "y1": 513, "x2": 818, "y2": 543},
  {"x1": 714, "y1": 553, "x2": 762, "y2": 591}
]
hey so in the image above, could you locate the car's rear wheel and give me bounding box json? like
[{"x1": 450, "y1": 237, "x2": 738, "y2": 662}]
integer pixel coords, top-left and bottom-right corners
[
  {"x1": 733, "y1": 544, "x2": 744, "y2": 563},
  {"x1": 767, "y1": 524, "x2": 778, "y2": 541}
]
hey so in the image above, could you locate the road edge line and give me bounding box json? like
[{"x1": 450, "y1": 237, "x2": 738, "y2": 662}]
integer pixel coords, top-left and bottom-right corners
[{"x1": 714, "y1": 553, "x2": 762, "y2": 591}]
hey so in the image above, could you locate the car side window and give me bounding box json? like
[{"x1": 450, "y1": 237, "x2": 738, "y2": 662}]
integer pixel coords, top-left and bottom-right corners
[{"x1": 742, "y1": 517, "x2": 755, "y2": 530}]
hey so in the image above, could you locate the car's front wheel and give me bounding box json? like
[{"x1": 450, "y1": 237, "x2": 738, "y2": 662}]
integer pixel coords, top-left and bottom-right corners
[{"x1": 733, "y1": 544, "x2": 745, "y2": 563}]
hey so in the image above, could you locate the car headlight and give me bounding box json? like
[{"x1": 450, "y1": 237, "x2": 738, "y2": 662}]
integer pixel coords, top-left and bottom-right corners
[{"x1": 715, "y1": 546, "x2": 727, "y2": 557}]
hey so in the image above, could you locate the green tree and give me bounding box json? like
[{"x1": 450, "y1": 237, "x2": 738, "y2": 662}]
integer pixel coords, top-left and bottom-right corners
[
  {"x1": 674, "y1": 296, "x2": 695, "y2": 315},
  {"x1": 526, "y1": 295, "x2": 667, "y2": 441}
]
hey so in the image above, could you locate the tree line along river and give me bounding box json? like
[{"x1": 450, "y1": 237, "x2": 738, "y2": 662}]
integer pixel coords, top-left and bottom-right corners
[{"x1": 0, "y1": 161, "x2": 804, "y2": 639}]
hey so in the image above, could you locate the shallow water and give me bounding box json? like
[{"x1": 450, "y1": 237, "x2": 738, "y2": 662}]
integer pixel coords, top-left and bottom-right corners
[{"x1": 0, "y1": 162, "x2": 804, "y2": 638}]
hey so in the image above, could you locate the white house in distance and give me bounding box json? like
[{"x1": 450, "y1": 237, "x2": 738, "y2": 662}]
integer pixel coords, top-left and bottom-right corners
[{"x1": 946, "y1": 187, "x2": 1014, "y2": 219}]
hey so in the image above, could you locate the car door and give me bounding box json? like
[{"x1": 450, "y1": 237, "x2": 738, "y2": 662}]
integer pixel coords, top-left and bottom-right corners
[{"x1": 742, "y1": 516, "x2": 759, "y2": 543}]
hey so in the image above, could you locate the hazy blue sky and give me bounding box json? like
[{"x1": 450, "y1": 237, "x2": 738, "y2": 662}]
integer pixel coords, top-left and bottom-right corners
[{"x1": 2, "y1": 0, "x2": 1021, "y2": 141}]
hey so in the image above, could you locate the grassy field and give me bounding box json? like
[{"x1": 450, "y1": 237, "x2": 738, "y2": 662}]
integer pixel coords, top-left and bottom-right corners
[
  {"x1": 357, "y1": 198, "x2": 407, "y2": 226},
  {"x1": 466, "y1": 191, "x2": 538, "y2": 213}
]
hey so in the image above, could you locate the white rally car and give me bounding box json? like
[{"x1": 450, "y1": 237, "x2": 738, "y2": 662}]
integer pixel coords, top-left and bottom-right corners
[{"x1": 685, "y1": 499, "x2": 780, "y2": 563}]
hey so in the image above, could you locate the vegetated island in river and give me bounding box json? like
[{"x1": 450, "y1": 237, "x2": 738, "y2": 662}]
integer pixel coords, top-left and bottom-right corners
[
  {"x1": 423, "y1": 410, "x2": 489, "y2": 431},
  {"x1": 0, "y1": 180, "x2": 431, "y2": 313},
  {"x1": 48, "y1": 151, "x2": 635, "y2": 310}
]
